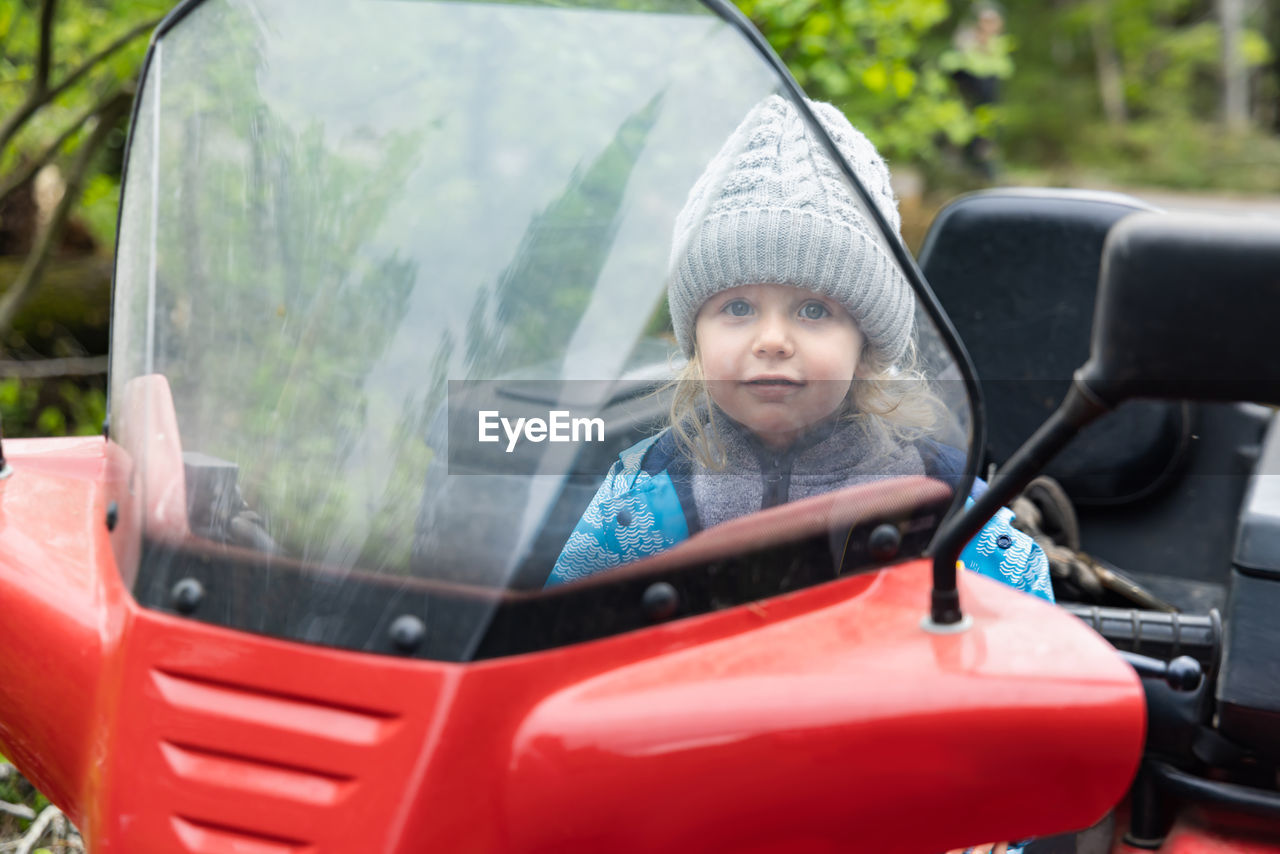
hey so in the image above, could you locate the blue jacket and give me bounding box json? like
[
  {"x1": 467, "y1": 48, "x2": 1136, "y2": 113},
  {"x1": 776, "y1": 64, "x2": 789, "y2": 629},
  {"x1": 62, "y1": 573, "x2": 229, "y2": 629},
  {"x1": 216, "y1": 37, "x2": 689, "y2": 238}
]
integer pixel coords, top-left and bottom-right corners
[{"x1": 548, "y1": 430, "x2": 1053, "y2": 603}]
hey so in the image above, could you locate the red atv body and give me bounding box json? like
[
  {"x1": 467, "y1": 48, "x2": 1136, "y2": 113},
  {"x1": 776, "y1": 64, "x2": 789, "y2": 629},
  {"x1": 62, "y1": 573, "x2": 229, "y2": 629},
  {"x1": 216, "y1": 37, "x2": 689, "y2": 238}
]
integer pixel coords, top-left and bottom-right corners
[
  {"x1": 1, "y1": 0, "x2": 1278, "y2": 851},
  {"x1": 0, "y1": 433, "x2": 1143, "y2": 852}
]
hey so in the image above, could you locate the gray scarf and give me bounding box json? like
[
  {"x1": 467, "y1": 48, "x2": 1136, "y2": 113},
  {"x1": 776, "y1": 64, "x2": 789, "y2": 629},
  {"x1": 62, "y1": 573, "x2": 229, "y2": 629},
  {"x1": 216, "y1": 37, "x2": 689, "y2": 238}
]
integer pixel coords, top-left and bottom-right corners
[{"x1": 690, "y1": 415, "x2": 925, "y2": 531}]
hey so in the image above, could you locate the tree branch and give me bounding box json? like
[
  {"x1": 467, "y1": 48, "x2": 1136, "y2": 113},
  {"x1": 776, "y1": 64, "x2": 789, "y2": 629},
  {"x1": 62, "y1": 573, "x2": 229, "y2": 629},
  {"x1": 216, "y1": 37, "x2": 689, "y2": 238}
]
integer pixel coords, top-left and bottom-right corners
[
  {"x1": 33, "y1": 16, "x2": 154, "y2": 118},
  {"x1": 10, "y1": 803, "x2": 62, "y2": 854},
  {"x1": 0, "y1": 801, "x2": 35, "y2": 821},
  {"x1": 35, "y1": 0, "x2": 58, "y2": 97},
  {"x1": 0, "y1": 92, "x2": 131, "y2": 342},
  {"x1": 0, "y1": 356, "x2": 107, "y2": 378},
  {"x1": 0, "y1": 87, "x2": 118, "y2": 206},
  {"x1": 0, "y1": 15, "x2": 157, "y2": 158},
  {"x1": 0, "y1": 0, "x2": 63, "y2": 160}
]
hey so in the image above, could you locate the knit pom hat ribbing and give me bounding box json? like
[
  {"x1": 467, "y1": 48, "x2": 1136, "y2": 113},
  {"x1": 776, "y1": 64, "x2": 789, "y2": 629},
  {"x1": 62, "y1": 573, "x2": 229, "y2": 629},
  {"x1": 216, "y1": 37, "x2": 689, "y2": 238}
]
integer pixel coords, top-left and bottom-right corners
[{"x1": 667, "y1": 96, "x2": 914, "y2": 365}]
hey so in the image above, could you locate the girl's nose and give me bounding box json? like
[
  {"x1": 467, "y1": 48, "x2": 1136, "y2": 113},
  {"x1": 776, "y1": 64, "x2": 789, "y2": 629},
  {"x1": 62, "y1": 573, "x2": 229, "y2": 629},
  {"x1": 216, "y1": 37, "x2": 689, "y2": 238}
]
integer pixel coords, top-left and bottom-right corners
[{"x1": 753, "y1": 314, "x2": 794, "y2": 358}]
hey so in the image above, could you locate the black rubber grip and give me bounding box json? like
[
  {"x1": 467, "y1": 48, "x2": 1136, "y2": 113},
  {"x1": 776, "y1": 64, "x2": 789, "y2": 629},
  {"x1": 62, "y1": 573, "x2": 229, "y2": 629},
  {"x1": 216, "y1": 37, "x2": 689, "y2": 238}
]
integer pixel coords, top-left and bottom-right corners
[{"x1": 1062, "y1": 603, "x2": 1221, "y2": 671}]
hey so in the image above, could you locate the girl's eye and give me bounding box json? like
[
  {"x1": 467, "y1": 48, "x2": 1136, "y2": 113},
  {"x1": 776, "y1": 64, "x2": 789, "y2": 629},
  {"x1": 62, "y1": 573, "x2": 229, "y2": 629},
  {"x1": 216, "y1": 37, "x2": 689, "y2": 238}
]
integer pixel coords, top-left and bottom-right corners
[
  {"x1": 724, "y1": 299, "x2": 752, "y2": 317},
  {"x1": 799, "y1": 301, "x2": 830, "y2": 320}
]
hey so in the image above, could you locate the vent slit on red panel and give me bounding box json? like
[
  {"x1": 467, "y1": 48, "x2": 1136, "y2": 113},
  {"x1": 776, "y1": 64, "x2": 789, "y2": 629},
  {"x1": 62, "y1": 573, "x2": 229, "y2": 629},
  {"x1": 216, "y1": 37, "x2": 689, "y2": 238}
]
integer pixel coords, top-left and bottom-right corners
[
  {"x1": 150, "y1": 669, "x2": 401, "y2": 746},
  {"x1": 154, "y1": 668, "x2": 398, "y2": 719},
  {"x1": 163, "y1": 740, "x2": 353, "y2": 781},
  {"x1": 171, "y1": 814, "x2": 315, "y2": 854},
  {"x1": 160, "y1": 741, "x2": 355, "y2": 807}
]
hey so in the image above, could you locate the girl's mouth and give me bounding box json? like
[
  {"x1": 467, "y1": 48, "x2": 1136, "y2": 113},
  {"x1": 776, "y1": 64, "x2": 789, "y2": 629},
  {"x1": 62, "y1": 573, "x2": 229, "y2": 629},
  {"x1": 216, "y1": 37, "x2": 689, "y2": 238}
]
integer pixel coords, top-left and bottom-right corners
[
  {"x1": 742, "y1": 377, "x2": 805, "y2": 399},
  {"x1": 744, "y1": 377, "x2": 804, "y2": 387}
]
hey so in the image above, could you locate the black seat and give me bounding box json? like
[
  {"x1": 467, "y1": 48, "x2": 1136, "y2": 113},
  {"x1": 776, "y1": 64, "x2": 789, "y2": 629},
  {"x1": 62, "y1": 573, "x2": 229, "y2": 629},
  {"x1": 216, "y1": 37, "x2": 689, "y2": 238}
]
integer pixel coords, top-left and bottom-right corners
[{"x1": 918, "y1": 188, "x2": 1185, "y2": 506}]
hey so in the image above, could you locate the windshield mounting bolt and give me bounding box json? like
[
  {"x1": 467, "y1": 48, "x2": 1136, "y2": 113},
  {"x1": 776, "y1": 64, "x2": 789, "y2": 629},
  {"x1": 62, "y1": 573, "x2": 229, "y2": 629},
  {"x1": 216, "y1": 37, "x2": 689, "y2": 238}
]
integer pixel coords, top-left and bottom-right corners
[
  {"x1": 170, "y1": 578, "x2": 204, "y2": 614},
  {"x1": 642, "y1": 582, "x2": 679, "y2": 622},
  {"x1": 389, "y1": 615, "x2": 426, "y2": 653},
  {"x1": 868, "y1": 523, "x2": 901, "y2": 562}
]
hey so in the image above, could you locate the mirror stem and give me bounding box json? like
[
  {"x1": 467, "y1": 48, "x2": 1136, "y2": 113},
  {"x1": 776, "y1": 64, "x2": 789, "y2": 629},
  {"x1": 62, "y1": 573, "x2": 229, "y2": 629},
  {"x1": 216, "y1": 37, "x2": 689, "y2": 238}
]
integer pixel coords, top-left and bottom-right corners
[{"x1": 927, "y1": 377, "x2": 1109, "y2": 626}]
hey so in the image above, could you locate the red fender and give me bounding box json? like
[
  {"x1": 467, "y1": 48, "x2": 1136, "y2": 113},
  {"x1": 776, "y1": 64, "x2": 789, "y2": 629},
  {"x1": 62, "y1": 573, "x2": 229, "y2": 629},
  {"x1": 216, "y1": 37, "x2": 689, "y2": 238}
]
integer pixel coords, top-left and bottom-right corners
[{"x1": 0, "y1": 436, "x2": 1145, "y2": 853}]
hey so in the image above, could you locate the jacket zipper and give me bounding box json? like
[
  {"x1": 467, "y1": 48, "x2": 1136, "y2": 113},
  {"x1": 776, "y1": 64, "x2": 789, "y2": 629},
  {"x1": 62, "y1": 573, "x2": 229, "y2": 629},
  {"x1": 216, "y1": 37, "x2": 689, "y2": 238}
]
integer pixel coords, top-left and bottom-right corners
[{"x1": 761, "y1": 452, "x2": 792, "y2": 510}]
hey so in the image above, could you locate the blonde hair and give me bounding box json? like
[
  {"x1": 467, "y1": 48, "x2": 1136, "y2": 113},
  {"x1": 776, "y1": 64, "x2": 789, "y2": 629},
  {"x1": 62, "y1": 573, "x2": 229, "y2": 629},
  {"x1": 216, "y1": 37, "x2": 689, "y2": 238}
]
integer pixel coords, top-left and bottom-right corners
[{"x1": 667, "y1": 339, "x2": 949, "y2": 471}]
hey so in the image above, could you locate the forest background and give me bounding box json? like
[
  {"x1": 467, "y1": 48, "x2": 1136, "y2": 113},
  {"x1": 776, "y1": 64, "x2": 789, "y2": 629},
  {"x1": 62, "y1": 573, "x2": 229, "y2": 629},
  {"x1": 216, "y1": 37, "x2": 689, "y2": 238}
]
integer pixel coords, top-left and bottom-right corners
[
  {"x1": 0, "y1": 0, "x2": 1276, "y2": 440},
  {"x1": 0, "y1": 0, "x2": 1277, "y2": 845}
]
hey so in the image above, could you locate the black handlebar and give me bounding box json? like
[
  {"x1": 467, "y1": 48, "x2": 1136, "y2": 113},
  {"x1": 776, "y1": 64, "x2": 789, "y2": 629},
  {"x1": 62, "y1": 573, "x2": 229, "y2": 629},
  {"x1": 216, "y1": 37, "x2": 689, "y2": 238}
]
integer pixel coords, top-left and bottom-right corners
[{"x1": 1062, "y1": 603, "x2": 1222, "y2": 674}]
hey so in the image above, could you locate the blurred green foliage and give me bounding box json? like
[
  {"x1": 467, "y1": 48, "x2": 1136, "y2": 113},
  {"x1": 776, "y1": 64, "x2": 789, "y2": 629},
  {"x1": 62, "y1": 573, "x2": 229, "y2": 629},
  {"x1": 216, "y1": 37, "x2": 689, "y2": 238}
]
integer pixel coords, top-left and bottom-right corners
[
  {"x1": 736, "y1": 0, "x2": 1277, "y2": 189},
  {"x1": 0, "y1": 0, "x2": 171, "y2": 247},
  {"x1": 0, "y1": 750, "x2": 53, "y2": 844},
  {"x1": 0, "y1": 1, "x2": 1275, "y2": 455},
  {"x1": 999, "y1": 0, "x2": 1278, "y2": 191},
  {"x1": 0, "y1": 0, "x2": 168, "y2": 443},
  {"x1": 1053, "y1": 0, "x2": 1269, "y2": 120},
  {"x1": 0, "y1": 0, "x2": 1276, "y2": 261},
  {"x1": 0, "y1": 375, "x2": 104, "y2": 436},
  {"x1": 735, "y1": 0, "x2": 979, "y2": 163}
]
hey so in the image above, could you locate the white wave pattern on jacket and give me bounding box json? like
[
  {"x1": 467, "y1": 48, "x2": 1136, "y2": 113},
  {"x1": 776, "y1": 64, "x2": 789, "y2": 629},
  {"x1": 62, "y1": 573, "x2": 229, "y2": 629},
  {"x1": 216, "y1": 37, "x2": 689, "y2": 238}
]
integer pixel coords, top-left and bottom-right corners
[
  {"x1": 967, "y1": 505, "x2": 1052, "y2": 599},
  {"x1": 551, "y1": 435, "x2": 679, "y2": 582},
  {"x1": 555, "y1": 531, "x2": 628, "y2": 582},
  {"x1": 612, "y1": 496, "x2": 669, "y2": 555}
]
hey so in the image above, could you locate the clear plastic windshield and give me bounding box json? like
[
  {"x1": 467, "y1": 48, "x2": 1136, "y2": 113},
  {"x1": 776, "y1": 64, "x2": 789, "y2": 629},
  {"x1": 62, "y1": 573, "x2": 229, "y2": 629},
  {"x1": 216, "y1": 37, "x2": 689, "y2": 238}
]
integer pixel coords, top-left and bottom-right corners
[{"x1": 110, "y1": 0, "x2": 974, "y2": 660}]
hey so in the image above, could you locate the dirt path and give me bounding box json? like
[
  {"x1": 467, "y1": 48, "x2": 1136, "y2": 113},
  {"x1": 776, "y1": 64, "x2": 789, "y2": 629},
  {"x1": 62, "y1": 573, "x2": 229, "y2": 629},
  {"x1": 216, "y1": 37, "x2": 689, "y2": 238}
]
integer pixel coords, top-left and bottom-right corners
[
  {"x1": 1121, "y1": 187, "x2": 1280, "y2": 220},
  {"x1": 902, "y1": 184, "x2": 1280, "y2": 254}
]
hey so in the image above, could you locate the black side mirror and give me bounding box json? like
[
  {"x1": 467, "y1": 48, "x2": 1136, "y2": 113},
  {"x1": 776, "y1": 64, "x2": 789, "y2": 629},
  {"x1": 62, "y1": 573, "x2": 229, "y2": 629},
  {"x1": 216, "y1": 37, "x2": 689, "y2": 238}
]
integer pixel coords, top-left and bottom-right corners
[
  {"x1": 1082, "y1": 213, "x2": 1280, "y2": 406},
  {"x1": 928, "y1": 213, "x2": 1280, "y2": 628}
]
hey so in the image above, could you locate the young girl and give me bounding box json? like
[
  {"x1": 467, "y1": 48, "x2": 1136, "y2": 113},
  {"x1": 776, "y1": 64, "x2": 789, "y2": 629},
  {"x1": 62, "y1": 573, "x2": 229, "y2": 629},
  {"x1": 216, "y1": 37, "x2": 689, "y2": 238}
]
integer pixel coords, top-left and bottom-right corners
[{"x1": 547, "y1": 95, "x2": 1051, "y2": 612}]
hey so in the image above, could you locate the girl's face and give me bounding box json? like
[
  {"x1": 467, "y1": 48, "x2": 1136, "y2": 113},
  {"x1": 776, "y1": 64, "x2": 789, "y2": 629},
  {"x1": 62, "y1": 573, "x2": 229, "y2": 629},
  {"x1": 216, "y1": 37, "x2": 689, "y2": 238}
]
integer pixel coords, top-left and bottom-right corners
[{"x1": 694, "y1": 283, "x2": 864, "y2": 448}]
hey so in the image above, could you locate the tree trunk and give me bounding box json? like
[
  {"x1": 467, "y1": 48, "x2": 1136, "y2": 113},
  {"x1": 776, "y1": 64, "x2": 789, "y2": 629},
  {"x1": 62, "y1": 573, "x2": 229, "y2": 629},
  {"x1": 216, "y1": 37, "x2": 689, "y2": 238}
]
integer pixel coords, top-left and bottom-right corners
[
  {"x1": 1219, "y1": 0, "x2": 1249, "y2": 131},
  {"x1": 1090, "y1": 11, "x2": 1127, "y2": 126},
  {"x1": 0, "y1": 256, "x2": 111, "y2": 355}
]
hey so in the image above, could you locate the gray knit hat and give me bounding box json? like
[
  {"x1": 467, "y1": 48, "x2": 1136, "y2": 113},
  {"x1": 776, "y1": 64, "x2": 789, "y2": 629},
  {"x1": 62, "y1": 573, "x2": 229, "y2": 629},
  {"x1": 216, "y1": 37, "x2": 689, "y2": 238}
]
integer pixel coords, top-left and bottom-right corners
[{"x1": 668, "y1": 95, "x2": 914, "y2": 365}]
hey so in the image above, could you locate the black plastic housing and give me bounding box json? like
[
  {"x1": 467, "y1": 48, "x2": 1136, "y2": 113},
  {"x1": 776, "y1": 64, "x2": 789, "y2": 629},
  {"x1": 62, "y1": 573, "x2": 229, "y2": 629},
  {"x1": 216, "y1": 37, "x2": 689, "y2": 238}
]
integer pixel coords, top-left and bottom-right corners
[
  {"x1": 1218, "y1": 419, "x2": 1280, "y2": 762},
  {"x1": 1216, "y1": 568, "x2": 1280, "y2": 762}
]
